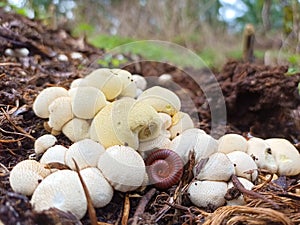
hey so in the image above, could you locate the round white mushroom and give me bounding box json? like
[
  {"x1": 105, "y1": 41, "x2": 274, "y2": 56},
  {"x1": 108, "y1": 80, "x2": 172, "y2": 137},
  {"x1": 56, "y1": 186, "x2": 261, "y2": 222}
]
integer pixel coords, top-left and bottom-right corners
[
  {"x1": 65, "y1": 139, "x2": 105, "y2": 170},
  {"x1": 132, "y1": 74, "x2": 147, "y2": 90},
  {"x1": 97, "y1": 145, "x2": 146, "y2": 192},
  {"x1": 62, "y1": 118, "x2": 90, "y2": 142},
  {"x1": 31, "y1": 170, "x2": 87, "y2": 219},
  {"x1": 39, "y1": 145, "x2": 68, "y2": 165},
  {"x1": 188, "y1": 180, "x2": 228, "y2": 208},
  {"x1": 265, "y1": 138, "x2": 300, "y2": 176},
  {"x1": 217, "y1": 133, "x2": 248, "y2": 154},
  {"x1": 226, "y1": 151, "x2": 258, "y2": 182},
  {"x1": 34, "y1": 134, "x2": 57, "y2": 155},
  {"x1": 247, "y1": 137, "x2": 277, "y2": 173},
  {"x1": 226, "y1": 177, "x2": 254, "y2": 206},
  {"x1": 80, "y1": 167, "x2": 113, "y2": 208},
  {"x1": 9, "y1": 160, "x2": 51, "y2": 196}
]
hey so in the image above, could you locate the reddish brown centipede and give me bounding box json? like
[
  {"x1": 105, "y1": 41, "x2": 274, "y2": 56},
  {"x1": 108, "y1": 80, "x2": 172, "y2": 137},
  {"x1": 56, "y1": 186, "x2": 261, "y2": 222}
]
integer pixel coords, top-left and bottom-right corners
[{"x1": 145, "y1": 149, "x2": 183, "y2": 189}]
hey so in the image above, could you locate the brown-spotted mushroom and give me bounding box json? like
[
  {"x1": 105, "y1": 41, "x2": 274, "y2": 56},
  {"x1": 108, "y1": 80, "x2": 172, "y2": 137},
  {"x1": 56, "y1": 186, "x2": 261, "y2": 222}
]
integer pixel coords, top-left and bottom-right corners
[
  {"x1": 97, "y1": 145, "x2": 145, "y2": 192},
  {"x1": 31, "y1": 170, "x2": 87, "y2": 219},
  {"x1": 9, "y1": 160, "x2": 51, "y2": 196}
]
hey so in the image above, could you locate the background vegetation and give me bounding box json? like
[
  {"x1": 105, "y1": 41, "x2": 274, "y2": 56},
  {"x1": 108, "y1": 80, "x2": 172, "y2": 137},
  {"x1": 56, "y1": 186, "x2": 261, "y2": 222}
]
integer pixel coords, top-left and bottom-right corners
[{"x1": 1, "y1": 0, "x2": 300, "y2": 68}]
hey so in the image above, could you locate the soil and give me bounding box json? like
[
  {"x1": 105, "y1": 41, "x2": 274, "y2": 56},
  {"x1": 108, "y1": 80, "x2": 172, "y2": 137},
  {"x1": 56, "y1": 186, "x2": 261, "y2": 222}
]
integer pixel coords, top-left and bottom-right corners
[{"x1": 0, "y1": 9, "x2": 300, "y2": 225}]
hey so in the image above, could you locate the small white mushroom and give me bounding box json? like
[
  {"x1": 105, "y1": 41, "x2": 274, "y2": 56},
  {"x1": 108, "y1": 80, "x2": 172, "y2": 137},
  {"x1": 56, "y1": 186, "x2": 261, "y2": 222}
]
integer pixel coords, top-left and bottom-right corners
[
  {"x1": 33, "y1": 87, "x2": 68, "y2": 118},
  {"x1": 97, "y1": 145, "x2": 146, "y2": 192},
  {"x1": 90, "y1": 98, "x2": 139, "y2": 149},
  {"x1": 129, "y1": 101, "x2": 163, "y2": 142},
  {"x1": 34, "y1": 134, "x2": 57, "y2": 155},
  {"x1": 169, "y1": 129, "x2": 217, "y2": 165},
  {"x1": 158, "y1": 73, "x2": 173, "y2": 85},
  {"x1": 65, "y1": 139, "x2": 105, "y2": 170},
  {"x1": 137, "y1": 86, "x2": 181, "y2": 116},
  {"x1": 48, "y1": 96, "x2": 74, "y2": 132},
  {"x1": 247, "y1": 137, "x2": 277, "y2": 173},
  {"x1": 69, "y1": 87, "x2": 106, "y2": 119},
  {"x1": 111, "y1": 69, "x2": 137, "y2": 98},
  {"x1": 69, "y1": 78, "x2": 89, "y2": 89},
  {"x1": 84, "y1": 68, "x2": 123, "y2": 100},
  {"x1": 226, "y1": 177, "x2": 254, "y2": 206},
  {"x1": 158, "y1": 113, "x2": 172, "y2": 130},
  {"x1": 9, "y1": 160, "x2": 51, "y2": 196},
  {"x1": 265, "y1": 138, "x2": 300, "y2": 176},
  {"x1": 217, "y1": 134, "x2": 248, "y2": 154},
  {"x1": 226, "y1": 151, "x2": 258, "y2": 182},
  {"x1": 31, "y1": 170, "x2": 87, "y2": 219},
  {"x1": 132, "y1": 74, "x2": 147, "y2": 90},
  {"x1": 169, "y1": 111, "x2": 194, "y2": 139},
  {"x1": 62, "y1": 118, "x2": 90, "y2": 142},
  {"x1": 40, "y1": 145, "x2": 68, "y2": 165},
  {"x1": 188, "y1": 180, "x2": 228, "y2": 208},
  {"x1": 80, "y1": 167, "x2": 113, "y2": 208},
  {"x1": 194, "y1": 152, "x2": 235, "y2": 182}
]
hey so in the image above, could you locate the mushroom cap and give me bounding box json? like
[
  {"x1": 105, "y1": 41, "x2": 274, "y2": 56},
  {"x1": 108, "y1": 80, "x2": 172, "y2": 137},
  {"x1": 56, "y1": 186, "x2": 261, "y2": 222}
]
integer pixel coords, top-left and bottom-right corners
[
  {"x1": 138, "y1": 130, "x2": 171, "y2": 158},
  {"x1": 137, "y1": 86, "x2": 181, "y2": 116},
  {"x1": 169, "y1": 111, "x2": 194, "y2": 139},
  {"x1": 34, "y1": 134, "x2": 57, "y2": 154},
  {"x1": 128, "y1": 101, "x2": 163, "y2": 142},
  {"x1": 48, "y1": 96, "x2": 74, "y2": 131},
  {"x1": 90, "y1": 98, "x2": 139, "y2": 149},
  {"x1": 31, "y1": 170, "x2": 87, "y2": 219},
  {"x1": 97, "y1": 145, "x2": 146, "y2": 192},
  {"x1": 62, "y1": 118, "x2": 90, "y2": 142},
  {"x1": 33, "y1": 87, "x2": 68, "y2": 118},
  {"x1": 69, "y1": 87, "x2": 106, "y2": 119},
  {"x1": 65, "y1": 139, "x2": 105, "y2": 170},
  {"x1": 80, "y1": 167, "x2": 113, "y2": 208},
  {"x1": 84, "y1": 68, "x2": 123, "y2": 100},
  {"x1": 265, "y1": 138, "x2": 300, "y2": 176},
  {"x1": 40, "y1": 145, "x2": 68, "y2": 165},
  {"x1": 169, "y1": 129, "x2": 216, "y2": 165},
  {"x1": 226, "y1": 151, "x2": 258, "y2": 182},
  {"x1": 194, "y1": 152, "x2": 235, "y2": 182},
  {"x1": 69, "y1": 78, "x2": 89, "y2": 89},
  {"x1": 158, "y1": 113, "x2": 172, "y2": 130},
  {"x1": 188, "y1": 180, "x2": 228, "y2": 208},
  {"x1": 227, "y1": 177, "x2": 254, "y2": 206},
  {"x1": 119, "y1": 81, "x2": 137, "y2": 98},
  {"x1": 9, "y1": 160, "x2": 51, "y2": 196},
  {"x1": 247, "y1": 137, "x2": 277, "y2": 173},
  {"x1": 132, "y1": 74, "x2": 147, "y2": 90},
  {"x1": 217, "y1": 134, "x2": 248, "y2": 154},
  {"x1": 158, "y1": 74, "x2": 173, "y2": 85}
]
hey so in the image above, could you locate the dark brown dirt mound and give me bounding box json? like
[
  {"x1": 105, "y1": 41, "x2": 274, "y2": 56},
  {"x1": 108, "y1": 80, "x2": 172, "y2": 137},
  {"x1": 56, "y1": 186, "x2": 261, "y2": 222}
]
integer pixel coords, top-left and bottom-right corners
[{"x1": 0, "y1": 8, "x2": 300, "y2": 225}]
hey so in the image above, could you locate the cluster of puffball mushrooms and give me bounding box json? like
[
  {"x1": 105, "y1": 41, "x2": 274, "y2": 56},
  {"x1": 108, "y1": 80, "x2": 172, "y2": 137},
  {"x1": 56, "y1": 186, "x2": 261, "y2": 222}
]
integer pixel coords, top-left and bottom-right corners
[{"x1": 9, "y1": 68, "x2": 300, "y2": 219}]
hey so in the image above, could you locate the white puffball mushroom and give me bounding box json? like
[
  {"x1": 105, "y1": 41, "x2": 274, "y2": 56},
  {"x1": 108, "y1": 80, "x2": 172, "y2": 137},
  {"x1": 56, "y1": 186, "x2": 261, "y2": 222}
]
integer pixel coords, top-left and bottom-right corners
[
  {"x1": 137, "y1": 86, "x2": 181, "y2": 116},
  {"x1": 48, "y1": 96, "x2": 74, "y2": 132},
  {"x1": 158, "y1": 73, "x2": 173, "y2": 85},
  {"x1": 34, "y1": 134, "x2": 57, "y2": 154},
  {"x1": 169, "y1": 111, "x2": 194, "y2": 139},
  {"x1": 90, "y1": 98, "x2": 139, "y2": 149},
  {"x1": 40, "y1": 145, "x2": 68, "y2": 165},
  {"x1": 62, "y1": 118, "x2": 90, "y2": 142},
  {"x1": 31, "y1": 170, "x2": 87, "y2": 219},
  {"x1": 97, "y1": 145, "x2": 146, "y2": 192},
  {"x1": 194, "y1": 152, "x2": 235, "y2": 182},
  {"x1": 169, "y1": 128, "x2": 216, "y2": 165},
  {"x1": 132, "y1": 74, "x2": 147, "y2": 90},
  {"x1": 217, "y1": 134, "x2": 248, "y2": 154},
  {"x1": 188, "y1": 180, "x2": 228, "y2": 208},
  {"x1": 65, "y1": 139, "x2": 105, "y2": 170},
  {"x1": 227, "y1": 177, "x2": 254, "y2": 206},
  {"x1": 265, "y1": 138, "x2": 300, "y2": 176},
  {"x1": 69, "y1": 87, "x2": 106, "y2": 119},
  {"x1": 247, "y1": 137, "x2": 277, "y2": 173},
  {"x1": 84, "y1": 68, "x2": 123, "y2": 100},
  {"x1": 33, "y1": 87, "x2": 69, "y2": 118},
  {"x1": 9, "y1": 160, "x2": 51, "y2": 196},
  {"x1": 69, "y1": 78, "x2": 89, "y2": 89},
  {"x1": 80, "y1": 167, "x2": 113, "y2": 208},
  {"x1": 227, "y1": 151, "x2": 258, "y2": 182}
]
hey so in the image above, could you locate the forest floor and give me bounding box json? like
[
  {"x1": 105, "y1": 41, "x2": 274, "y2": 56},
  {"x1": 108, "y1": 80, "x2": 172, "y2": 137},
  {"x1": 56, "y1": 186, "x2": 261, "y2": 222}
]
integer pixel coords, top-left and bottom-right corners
[{"x1": 0, "y1": 9, "x2": 300, "y2": 225}]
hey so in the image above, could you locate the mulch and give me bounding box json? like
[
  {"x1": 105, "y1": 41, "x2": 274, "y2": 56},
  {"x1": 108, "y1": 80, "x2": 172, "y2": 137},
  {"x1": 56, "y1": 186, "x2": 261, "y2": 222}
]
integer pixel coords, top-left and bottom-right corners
[{"x1": 0, "y1": 8, "x2": 299, "y2": 225}]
